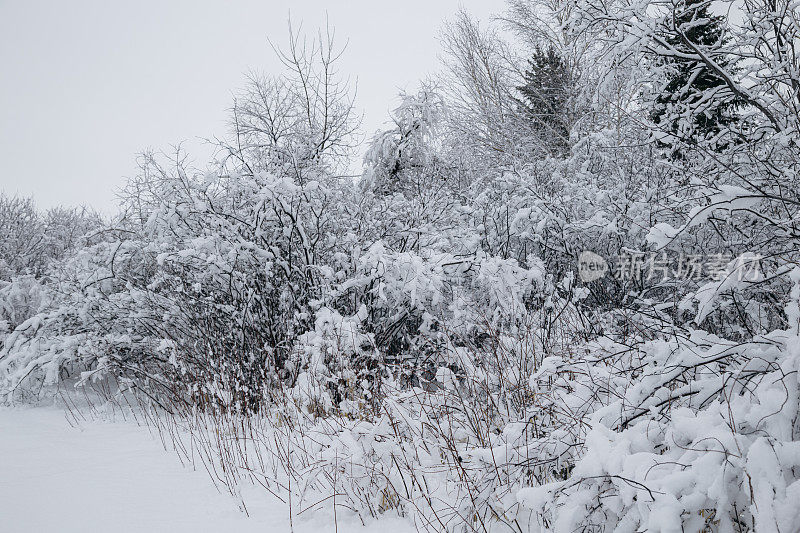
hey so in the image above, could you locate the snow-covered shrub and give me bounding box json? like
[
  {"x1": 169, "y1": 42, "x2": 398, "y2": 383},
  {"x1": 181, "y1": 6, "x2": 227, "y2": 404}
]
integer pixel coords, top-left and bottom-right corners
[
  {"x1": 518, "y1": 312, "x2": 800, "y2": 531},
  {"x1": 0, "y1": 276, "x2": 47, "y2": 337}
]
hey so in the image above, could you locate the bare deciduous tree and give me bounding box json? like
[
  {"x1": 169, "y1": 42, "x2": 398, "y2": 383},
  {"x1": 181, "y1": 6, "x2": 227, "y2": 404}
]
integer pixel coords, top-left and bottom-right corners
[{"x1": 228, "y1": 20, "x2": 361, "y2": 182}]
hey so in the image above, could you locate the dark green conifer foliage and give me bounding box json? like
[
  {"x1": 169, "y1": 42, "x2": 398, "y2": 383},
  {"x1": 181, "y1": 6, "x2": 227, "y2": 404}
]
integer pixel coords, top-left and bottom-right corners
[
  {"x1": 650, "y1": 0, "x2": 741, "y2": 146},
  {"x1": 517, "y1": 46, "x2": 573, "y2": 156}
]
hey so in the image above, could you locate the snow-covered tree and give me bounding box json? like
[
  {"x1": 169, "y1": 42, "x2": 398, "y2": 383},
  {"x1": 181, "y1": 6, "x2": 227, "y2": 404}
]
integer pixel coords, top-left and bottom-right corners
[
  {"x1": 649, "y1": 0, "x2": 743, "y2": 149},
  {"x1": 517, "y1": 45, "x2": 575, "y2": 154}
]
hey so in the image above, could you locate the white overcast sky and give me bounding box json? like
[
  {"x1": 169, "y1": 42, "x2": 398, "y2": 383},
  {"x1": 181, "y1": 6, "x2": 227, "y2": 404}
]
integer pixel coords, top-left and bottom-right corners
[{"x1": 0, "y1": 0, "x2": 497, "y2": 212}]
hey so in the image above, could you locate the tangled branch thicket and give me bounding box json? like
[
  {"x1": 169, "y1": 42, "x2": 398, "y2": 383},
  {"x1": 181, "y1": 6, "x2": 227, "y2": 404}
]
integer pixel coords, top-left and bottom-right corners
[{"x1": 3, "y1": 2, "x2": 800, "y2": 531}]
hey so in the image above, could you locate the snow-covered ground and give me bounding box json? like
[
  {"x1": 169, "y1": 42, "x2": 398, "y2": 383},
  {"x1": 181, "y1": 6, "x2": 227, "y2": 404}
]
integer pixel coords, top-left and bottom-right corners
[{"x1": 0, "y1": 407, "x2": 415, "y2": 533}]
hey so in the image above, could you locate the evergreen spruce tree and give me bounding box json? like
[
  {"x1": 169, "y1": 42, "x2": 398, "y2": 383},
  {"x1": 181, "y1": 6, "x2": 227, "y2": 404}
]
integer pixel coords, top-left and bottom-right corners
[
  {"x1": 517, "y1": 46, "x2": 573, "y2": 156},
  {"x1": 650, "y1": 0, "x2": 741, "y2": 147}
]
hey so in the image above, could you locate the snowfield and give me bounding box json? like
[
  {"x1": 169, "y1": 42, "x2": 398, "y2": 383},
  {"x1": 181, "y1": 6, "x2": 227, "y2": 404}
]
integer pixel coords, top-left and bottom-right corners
[{"x1": 0, "y1": 407, "x2": 414, "y2": 533}]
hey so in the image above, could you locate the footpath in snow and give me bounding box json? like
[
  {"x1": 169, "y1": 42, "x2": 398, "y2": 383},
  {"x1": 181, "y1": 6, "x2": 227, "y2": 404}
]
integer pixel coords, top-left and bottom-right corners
[{"x1": 0, "y1": 407, "x2": 414, "y2": 533}]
